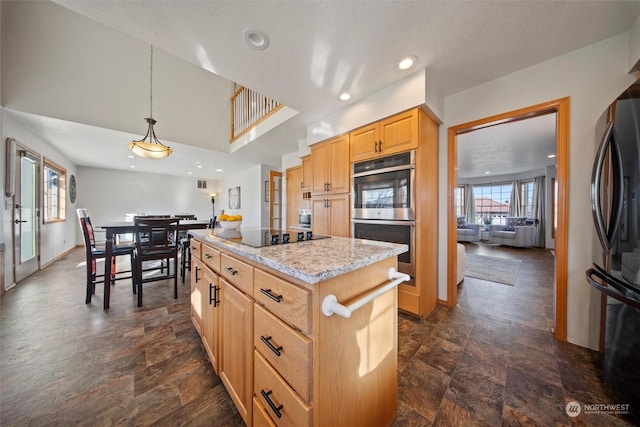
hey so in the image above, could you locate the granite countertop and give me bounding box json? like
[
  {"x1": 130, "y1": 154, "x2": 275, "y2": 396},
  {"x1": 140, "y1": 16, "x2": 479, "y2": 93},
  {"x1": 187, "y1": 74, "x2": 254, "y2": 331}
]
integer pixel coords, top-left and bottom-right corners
[{"x1": 188, "y1": 228, "x2": 408, "y2": 285}]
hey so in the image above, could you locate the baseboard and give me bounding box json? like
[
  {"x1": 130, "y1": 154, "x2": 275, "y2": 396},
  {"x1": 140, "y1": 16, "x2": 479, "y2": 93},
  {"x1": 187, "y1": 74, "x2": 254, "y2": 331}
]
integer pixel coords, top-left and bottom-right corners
[{"x1": 41, "y1": 245, "x2": 80, "y2": 269}]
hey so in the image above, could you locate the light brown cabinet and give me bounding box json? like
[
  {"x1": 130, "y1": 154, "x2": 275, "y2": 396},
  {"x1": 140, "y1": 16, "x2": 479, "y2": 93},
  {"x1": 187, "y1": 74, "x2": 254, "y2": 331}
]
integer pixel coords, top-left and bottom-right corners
[
  {"x1": 311, "y1": 134, "x2": 349, "y2": 195},
  {"x1": 311, "y1": 193, "x2": 350, "y2": 237},
  {"x1": 191, "y1": 235, "x2": 400, "y2": 427},
  {"x1": 350, "y1": 109, "x2": 419, "y2": 162},
  {"x1": 301, "y1": 155, "x2": 312, "y2": 190},
  {"x1": 201, "y1": 265, "x2": 220, "y2": 373},
  {"x1": 220, "y1": 276, "x2": 254, "y2": 425},
  {"x1": 190, "y1": 256, "x2": 203, "y2": 335},
  {"x1": 286, "y1": 165, "x2": 311, "y2": 230}
]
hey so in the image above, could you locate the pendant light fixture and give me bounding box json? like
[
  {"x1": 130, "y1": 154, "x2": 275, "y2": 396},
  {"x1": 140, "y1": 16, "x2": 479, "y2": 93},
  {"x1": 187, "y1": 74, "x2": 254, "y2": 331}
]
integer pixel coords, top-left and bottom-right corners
[{"x1": 128, "y1": 45, "x2": 172, "y2": 159}]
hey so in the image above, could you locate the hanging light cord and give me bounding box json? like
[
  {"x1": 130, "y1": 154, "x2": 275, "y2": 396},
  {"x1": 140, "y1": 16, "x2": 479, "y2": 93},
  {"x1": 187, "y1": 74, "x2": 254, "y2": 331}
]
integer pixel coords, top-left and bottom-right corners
[{"x1": 149, "y1": 45, "x2": 153, "y2": 119}]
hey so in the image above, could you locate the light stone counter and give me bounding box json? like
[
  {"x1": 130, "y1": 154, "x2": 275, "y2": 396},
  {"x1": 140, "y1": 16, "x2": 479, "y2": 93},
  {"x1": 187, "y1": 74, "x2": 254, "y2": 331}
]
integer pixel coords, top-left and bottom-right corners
[{"x1": 188, "y1": 228, "x2": 408, "y2": 285}]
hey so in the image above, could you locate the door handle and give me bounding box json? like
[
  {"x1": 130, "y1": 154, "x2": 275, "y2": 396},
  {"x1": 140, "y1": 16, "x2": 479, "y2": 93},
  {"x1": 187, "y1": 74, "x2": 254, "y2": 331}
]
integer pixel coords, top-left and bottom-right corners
[{"x1": 14, "y1": 219, "x2": 27, "y2": 224}]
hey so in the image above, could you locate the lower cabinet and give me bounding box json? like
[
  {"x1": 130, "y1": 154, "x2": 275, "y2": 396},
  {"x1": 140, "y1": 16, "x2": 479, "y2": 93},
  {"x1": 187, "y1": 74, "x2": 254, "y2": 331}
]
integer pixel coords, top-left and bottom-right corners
[
  {"x1": 219, "y1": 276, "x2": 254, "y2": 425},
  {"x1": 190, "y1": 237, "x2": 398, "y2": 426},
  {"x1": 201, "y1": 266, "x2": 220, "y2": 373},
  {"x1": 190, "y1": 257, "x2": 203, "y2": 335}
]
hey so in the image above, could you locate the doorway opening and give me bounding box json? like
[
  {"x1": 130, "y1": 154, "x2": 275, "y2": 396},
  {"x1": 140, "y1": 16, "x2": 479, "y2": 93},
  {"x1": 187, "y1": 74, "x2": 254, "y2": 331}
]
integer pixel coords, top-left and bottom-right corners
[{"x1": 447, "y1": 98, "x2": 569, "y2": 341}]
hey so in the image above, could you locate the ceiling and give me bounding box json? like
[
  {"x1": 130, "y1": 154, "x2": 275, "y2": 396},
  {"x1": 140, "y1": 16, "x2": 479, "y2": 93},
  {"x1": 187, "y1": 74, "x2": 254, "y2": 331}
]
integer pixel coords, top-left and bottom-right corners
[{"x1": 4, "y1": 1, "x2": 640, "y2": 179}]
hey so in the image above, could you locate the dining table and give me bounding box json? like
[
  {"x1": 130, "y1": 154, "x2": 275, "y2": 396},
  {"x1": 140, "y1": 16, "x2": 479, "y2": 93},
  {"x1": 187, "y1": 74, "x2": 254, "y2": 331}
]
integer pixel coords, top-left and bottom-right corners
[{"x1": 98, "y1": 219, "x2": 211, "y2": 309}]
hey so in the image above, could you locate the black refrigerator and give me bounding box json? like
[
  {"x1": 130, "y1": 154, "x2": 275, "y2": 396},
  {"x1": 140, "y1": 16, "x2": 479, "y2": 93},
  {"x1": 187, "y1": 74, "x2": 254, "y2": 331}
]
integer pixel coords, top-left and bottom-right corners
[{"x1": 586, "y1": 79, "x2": 640, "y2": 424}]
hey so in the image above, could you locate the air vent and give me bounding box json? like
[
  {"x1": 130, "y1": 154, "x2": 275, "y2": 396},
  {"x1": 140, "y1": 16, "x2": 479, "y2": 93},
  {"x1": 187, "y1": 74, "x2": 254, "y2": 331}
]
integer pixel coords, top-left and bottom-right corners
[{"x1": 197, "y1": 179, "x2": 207, "y2": 189}]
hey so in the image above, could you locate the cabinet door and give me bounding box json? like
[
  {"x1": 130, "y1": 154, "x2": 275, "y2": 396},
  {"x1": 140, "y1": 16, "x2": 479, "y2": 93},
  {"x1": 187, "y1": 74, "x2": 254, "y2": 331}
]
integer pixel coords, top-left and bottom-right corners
[
  {"x1": 202, "y1": 266, "x2": 220, "y2": 373},
  {"x1": 301, "y1": 155, "x2": 312, "y2": 190},
  {"x1": 328, "y1": 194, "x2": 351, "y2": 237},
  {"x1": 311, "y1": 142, "x2": 328, "y2": 195},
  {"x1": 350, "y1": 122, "x2": 379, "y2": 162},
  {"x1": 379, "y1": 109, "x2": 418, "y2": 156},
  {"x1": 190, "y1": 257, "x2": 203, "y2": 335},
  {"x1": 311, "y1": 197, "x2": 329, "y2": 236},
  {"x1": 220, "y1": 278, "x2": 254, "y2": 425},
  {"x1": 327, "y1": 134, "x2": 350, "y2": 193},
  {"x1": 286, "y1": 166, "x2": 303, "y2": 229}
]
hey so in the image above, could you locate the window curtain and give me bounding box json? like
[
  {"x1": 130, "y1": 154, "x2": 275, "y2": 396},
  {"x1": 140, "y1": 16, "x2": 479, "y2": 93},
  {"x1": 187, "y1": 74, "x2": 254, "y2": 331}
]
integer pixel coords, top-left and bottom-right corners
[
  {"x1": 464, "y1": 184, "x2": 476, "y2": 224},
  {"x1": 532, "y1": 176, "x2": 545, "y2": 247},
  {"x1": 509, "y1": 180, "x2": 521, "y2": 217}
]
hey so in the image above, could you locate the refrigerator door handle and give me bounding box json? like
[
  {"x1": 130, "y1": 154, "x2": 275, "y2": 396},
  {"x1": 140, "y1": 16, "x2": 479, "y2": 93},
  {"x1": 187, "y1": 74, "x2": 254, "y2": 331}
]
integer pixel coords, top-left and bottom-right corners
[
  {"x1": 586, "y1": 265, "x2": 640, "y2": 309},
  {"x1": 591, "y1": 121, "x2": 625, "y2": 254}
]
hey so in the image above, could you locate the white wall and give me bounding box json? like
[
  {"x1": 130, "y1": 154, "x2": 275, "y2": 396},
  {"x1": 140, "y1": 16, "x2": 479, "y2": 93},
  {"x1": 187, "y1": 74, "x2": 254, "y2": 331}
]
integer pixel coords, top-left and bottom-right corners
[
  {"x1": 215, "y1": 164, "x2": 272, "y2": 228},
  {"x1": 305, "y1": 69, "x2": 429, "y2": 146},
  {"x1": 2, "y1": 110, "x2": 78, "y2": 286},
  {"x1": 76, "y1": 166, "x2": 217, "y2": 241},
  {"x1": 440, "y1": 32, "x2": 637, "y2": 349},
  {"x1": 629, "y1": 12, "x2": 640, "y2": 71}
]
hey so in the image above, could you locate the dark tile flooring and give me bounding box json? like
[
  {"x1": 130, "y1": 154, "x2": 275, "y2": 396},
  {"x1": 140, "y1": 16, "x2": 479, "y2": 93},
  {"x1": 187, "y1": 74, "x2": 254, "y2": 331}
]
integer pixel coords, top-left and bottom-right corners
[{"x1": 0, "y1": 244, "x2": 631, "y2": 426}]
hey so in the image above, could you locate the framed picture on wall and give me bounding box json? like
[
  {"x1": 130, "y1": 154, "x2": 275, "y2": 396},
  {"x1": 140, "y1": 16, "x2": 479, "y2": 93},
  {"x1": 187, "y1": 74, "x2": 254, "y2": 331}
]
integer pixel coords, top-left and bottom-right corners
[{"x1": 229, "y1": 186, "x2": 241, "y2": 209}]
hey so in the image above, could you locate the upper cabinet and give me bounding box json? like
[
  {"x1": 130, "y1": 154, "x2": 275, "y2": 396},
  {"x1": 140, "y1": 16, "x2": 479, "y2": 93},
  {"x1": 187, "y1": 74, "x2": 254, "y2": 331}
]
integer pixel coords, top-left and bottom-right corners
[
  {"x1": 311, "y1": 134, "x2": 350, "y2": 195},
  {"x1": 301, "y1": 155, "x2": 312, "y2": 191},
  {"x1": 349, "y1": 109, "x2": 419, "y2": 163}
]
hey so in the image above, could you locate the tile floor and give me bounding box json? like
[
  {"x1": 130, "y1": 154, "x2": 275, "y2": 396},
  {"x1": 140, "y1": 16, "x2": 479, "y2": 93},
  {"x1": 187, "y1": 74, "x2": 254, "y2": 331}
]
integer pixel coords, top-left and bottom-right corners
[{"x1": 0, "y1": 244, "x2": 632, "y2": 426}]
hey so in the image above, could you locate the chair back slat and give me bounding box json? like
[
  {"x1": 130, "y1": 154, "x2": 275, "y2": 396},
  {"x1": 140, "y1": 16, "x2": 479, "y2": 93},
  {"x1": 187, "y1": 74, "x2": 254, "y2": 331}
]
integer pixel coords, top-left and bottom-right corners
[{"x1": 134, "y1": 217, "x2": 180, "y2": 252}]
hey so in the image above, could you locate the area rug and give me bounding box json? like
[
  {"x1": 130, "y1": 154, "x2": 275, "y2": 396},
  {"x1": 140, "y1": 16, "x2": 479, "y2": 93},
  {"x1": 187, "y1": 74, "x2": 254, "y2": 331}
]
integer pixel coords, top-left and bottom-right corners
[{"x1": 465, "y1": 253, "x2": 521, "y2": 286}]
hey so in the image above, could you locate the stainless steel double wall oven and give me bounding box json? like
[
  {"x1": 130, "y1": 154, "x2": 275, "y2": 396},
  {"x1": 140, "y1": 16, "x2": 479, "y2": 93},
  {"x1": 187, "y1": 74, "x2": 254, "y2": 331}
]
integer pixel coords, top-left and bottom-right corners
[{"x1": 352, "y1": 151, "x2": 416, "y2": 277}]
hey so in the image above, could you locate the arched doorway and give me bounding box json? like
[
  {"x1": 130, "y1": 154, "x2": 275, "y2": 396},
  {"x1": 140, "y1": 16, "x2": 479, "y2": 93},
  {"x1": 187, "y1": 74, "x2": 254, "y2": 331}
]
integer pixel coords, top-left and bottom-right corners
[{"x1": 447, "y1": 97, "x2": 569, "y2": 341}]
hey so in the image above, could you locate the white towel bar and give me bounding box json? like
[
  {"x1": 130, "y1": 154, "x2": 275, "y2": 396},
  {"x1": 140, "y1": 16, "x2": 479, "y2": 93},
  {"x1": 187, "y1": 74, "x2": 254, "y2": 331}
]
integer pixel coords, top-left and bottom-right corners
[{"x1": 321, "y1": 268, "x2": 410, "y2": 318}]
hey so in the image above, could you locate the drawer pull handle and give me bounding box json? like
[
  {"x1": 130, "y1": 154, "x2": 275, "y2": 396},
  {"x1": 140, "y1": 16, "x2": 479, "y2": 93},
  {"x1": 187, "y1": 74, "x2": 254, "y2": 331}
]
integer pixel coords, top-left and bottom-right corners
[
  {"x1": 260, "y1": 288, "x2": 283, "y2": 303},
  {"x1": 224, "y1": 267, "x2": 238, "y2": 275},
  {"x1": 260, "y1": 335, "x2": 283, "y2": 357},
  {"x1": 261, "y1": 389, "x2": 283, "y2": 419},
  {"x1": 204, "y1": 253, "x2": 212, "y2": 259},
  {"x1": 190, "y1": 246, "x2": 197, "y2": 252},
  {"x1": 194, "y1": 266, "x2": 200, "y2": 283}
]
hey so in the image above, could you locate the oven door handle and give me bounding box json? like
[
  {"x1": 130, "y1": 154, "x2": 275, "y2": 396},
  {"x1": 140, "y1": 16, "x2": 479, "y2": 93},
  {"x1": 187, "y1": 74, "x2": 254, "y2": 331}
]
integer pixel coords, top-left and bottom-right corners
[
  {"x1": 352, "y1": 164, "x2": 415, "y2": 178},
  {"x1": 352, "y1": 219, "x2": 415, "y2": 226}
]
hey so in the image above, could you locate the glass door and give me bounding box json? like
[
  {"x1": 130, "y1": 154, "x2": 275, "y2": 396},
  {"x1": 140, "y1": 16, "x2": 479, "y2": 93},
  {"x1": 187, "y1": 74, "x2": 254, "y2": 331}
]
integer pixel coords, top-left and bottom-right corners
[{"x1": 13, "y1": 145, "x2": 40, "y2": 283}]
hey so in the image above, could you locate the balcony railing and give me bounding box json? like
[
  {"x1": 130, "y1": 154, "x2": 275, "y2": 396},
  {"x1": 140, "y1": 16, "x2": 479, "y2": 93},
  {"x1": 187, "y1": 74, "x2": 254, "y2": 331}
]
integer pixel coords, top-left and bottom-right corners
[{"x1": 231, "y1": 83, "x2": 283, "y2": 142}]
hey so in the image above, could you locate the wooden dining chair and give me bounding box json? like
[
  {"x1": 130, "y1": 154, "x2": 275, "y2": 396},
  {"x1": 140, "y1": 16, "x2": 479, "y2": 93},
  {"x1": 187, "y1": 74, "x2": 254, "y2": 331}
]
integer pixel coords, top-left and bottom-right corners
[
  {"x1": 76, "y1": 208, "x2": 135, "y2": 305},
  {"x1": 133, "y1": 217, "x2": 180, "y2": 307}
]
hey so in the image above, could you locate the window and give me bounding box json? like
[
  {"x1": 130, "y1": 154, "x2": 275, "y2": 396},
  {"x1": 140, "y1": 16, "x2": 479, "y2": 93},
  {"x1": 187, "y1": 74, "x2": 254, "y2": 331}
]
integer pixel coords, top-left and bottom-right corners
[
  {"x1": 454, "y1": 185, "x2": 466, "y2": 217},
  {"x1": 43, "y1": 158, "x2": 66, "y2": 223},
  {"x1": 473, "y1": 182, "x2": 512, "y2": 225},
  {"x1": 520, "y1": 180, "x2": 534, "y2": 218}
]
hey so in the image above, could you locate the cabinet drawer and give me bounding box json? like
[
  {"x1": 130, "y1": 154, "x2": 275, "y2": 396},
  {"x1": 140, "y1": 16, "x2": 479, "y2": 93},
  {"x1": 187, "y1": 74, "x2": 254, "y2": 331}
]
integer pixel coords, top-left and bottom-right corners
[
  {"x1": 189, "y1": 238, "x2": 202, "y2": 259},
  {"x1": 254, "y1": 351, "x2": 312, "y2": 427},
  {"x1": 253, "y1": 397, "x2": 277, "y2": 427},
  {"x1": 220, "y1": 253, "x2": 253, "y2": 295},
  {"x1": 201, "y1": 244, "x2": 220, "y2": 274},
  {"x1": 254, "y1": 304, "x2": 312, "y2": 402},
  {"x1": 254, "y1": 270, "x2": 311, "y2": 334}
]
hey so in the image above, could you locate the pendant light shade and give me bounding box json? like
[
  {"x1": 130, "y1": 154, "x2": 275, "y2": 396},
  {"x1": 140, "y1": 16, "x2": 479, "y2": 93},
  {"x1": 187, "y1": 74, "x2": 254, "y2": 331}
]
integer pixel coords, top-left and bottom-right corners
[{"x1": 129, "y1": 45, "x2": 172, "y2": 159}]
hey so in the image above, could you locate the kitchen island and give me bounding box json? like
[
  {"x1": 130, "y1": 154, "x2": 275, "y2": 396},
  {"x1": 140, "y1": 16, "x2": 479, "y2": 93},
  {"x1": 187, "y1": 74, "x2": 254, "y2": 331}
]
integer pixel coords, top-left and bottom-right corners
[{"x1": 188, "y1": 228, "x2": 408, "y2": 427}]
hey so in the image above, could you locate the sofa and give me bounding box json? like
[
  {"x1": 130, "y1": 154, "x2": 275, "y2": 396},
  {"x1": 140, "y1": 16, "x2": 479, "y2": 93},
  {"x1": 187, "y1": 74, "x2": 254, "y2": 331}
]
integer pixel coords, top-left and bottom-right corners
[
  {"x1": 457, "y1": 216, "x2": 480, "y2": 242},
  {"x1": 488, "y1": 217, "x2": 536, "y2": 247},
  {"x1": 621, "y1": 244, "x2": 640, "y2": 285}
]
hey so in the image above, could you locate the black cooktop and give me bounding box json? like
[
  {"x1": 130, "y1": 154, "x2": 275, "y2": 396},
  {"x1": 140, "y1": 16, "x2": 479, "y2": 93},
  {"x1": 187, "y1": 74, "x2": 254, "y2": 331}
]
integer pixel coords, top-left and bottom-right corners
[{"x1": 212, "y1": 228, "x2": 329, "y2": 248}]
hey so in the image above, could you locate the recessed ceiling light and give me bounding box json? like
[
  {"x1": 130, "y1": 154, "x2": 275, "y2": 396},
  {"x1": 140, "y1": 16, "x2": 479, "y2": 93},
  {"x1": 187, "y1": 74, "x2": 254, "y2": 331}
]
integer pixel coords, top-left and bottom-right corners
[
  {"x1": 484, "y1": 171, "x2": 491, "y2": 175},
  {"x1": 216, "y1": 168, "x2": 223, "y2": 172},
  {"x1": 398, "y1": 56, "x2": 417, "y2": 70},
  {"x1": 243, "y1": 29, "x2": 270, "y2": 50},
  {"x1": 130, "y1": 165, "x2": 136, "y2": 169},
  {"x1": 547, "y1": 154, "x2": 556, "y2": 158},
  {"x1": 187, "y1": 171, "x2": 193, "y2": 175},
  {"x1": 339, "y1": 92, "x2": 351, "y2": 101},
  {"x1": 127, "y1": 155, "x2": 135, "y2": 159},
  {"x1": 196, "y1": 165, "x2": 203, "y2": 168}
]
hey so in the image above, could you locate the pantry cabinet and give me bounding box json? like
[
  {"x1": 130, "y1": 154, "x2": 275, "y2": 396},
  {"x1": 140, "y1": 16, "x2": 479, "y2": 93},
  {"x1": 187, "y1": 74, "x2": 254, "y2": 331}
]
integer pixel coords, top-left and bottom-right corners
[
  {"x1": 311, "y1": 193, "x2": 350, "y2": 237},
  {"x1": 311, "y1": 134, "x2": 349, "y2": 195},
  {"x1": 350, "y1": 109, "x2": 419, "y2": 162},
  {"x1": 301, "y1": 155, "x2": 312, "y2": 190}
]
